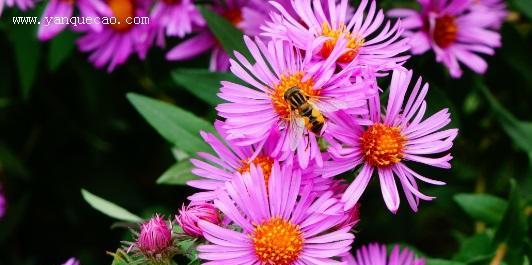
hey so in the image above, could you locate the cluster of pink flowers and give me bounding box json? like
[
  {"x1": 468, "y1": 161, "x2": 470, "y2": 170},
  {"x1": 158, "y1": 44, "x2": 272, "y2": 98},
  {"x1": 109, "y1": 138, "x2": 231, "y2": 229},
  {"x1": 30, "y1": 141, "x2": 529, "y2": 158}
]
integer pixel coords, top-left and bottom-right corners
[
  {"x1": 124, "y1": 205, "x2": 221, "y2": 263},
  {"x1": 83, "y1": 0, "x2": 503, "y2": 264},
  {"x1": 1, "y1": 0, "x2": 503, "y2": 77},
  {"x1": 32, "y1": 0, "x2": 273, "y2": 72},
  {"x1": 0, "y1": 0, "x2": 511, "y2": 263},
  {"x1": 166, "y1": 0, "x2": 271, "y2": 71},
  {"x1": 162, "y1": 0, "x2": 479, "y2": 264},
  {"x1": 388, "y1": 0, "x2": 505, "y2": 78}
]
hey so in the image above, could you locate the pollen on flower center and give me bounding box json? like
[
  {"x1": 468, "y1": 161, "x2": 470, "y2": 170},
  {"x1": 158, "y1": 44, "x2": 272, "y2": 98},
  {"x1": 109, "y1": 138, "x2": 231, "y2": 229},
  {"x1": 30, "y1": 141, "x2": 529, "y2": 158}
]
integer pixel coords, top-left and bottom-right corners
[
  {"x1": 252, "y1": 217, "x2": 303, "y2": 265},
  {"x1": 360, "y1": 123, "x2": 406, "y2": 167},
  {"x1": 238, "y1": 155, "x2": 274, "y2": 185},
  {"x1": 433, "y1": 15, "x2": 458, "y2": 48},
  {"x1": 270, "y1": 72, "x2": 319, "y2": 119},
  {"x1": 108, "y1": 0, "x2": 135, "y2": 32},
  {"x1": 320, "y1": 22, "x2": 365, "y2": 63},
  {"x1": 223, "y1": 8, "x2": 243, "y2": 26}
]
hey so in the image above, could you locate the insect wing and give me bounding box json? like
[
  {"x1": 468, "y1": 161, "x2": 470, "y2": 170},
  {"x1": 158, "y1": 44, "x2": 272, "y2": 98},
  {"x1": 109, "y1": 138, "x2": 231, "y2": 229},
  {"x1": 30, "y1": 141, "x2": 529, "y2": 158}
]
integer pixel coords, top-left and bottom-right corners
[
  {"x1": 288, "y1": 112, "x2": 305, "y2": 151},
  {"x1": 311, "y1": 97, "x2": 348, "y2": 113}
]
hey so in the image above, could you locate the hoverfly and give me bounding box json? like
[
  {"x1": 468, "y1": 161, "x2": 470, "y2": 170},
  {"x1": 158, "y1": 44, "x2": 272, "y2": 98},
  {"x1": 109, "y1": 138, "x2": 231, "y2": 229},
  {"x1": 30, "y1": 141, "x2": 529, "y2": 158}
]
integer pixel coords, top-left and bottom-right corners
[{"x1": 283, "y1": 86, "x2": 346, "y2": 149}]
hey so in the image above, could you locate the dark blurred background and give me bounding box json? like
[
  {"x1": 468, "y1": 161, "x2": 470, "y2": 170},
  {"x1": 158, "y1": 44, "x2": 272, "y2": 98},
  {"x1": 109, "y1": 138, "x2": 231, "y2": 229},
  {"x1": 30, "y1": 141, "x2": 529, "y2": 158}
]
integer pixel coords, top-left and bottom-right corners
[{"x1": 0, "y1": 1, "x2": 531, "y2": 265}]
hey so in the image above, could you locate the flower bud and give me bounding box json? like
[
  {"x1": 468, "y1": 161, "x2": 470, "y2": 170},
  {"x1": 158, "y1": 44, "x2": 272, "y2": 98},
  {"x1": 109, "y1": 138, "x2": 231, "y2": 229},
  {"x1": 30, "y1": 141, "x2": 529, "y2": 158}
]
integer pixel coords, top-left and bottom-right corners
[
  {"x1": 176, "y1": 202, "x2": 220, "y2": 237},
  {"x1": 339, "y1": 203, "x2": 360, "y2": 229},
  {"x1": 331, "y1": 180, "x2": 360, "y2": 229},
  {"x1": 137, "y1": 215, "x2": 173, "y2": 255}
]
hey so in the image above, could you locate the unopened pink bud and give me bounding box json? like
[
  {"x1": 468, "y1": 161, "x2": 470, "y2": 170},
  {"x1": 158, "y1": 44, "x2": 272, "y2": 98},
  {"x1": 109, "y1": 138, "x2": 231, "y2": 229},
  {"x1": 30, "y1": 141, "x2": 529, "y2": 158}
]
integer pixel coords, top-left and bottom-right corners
[
  {"x1": 348, "y1": 203, "x2": 361, "y2": 223},
  {"x1": 330, "y1": 180, "x2": 361, "y2": 229},
  {"x1": 176, "y1": 202, "x2": 220, "y2": 237},
  {"x1": 339, "y1": 203, "x2": 361, "y2": 229},
  {"x1": 137, "y1": 215, "x2": 172, "y2": 255}
]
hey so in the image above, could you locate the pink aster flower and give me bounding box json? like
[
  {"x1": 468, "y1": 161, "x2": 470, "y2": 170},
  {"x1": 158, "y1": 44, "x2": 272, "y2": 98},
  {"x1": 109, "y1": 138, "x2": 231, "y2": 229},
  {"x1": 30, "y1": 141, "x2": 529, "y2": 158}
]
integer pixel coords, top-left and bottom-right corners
[
  {"x1": 388, "y1": 0, "x2": 502, "y2": 78},
  {"x1": 176, "y1": 202, "x2": 221, "y2": 237},
  {"x1": 218, "y1": 37, "x2": 369, "y2": 169},
  {"x1": 0, "y1": 0, "x2": 34, "y2": 16},
  {"x1": 324, "y1": 70, "x2": 458, "y2": 213},
  {"x1": 76, "y1": 0, "x2": 156, "y2": 72},
  {"x1": 136, "y1": 215, "x2": 173, "y2": 255},
  {"x1": 166, "y1": 0, "x2": 270, "y2": 71},
  {"x1": 197, "y1": 162, "x2": 354, "y2": 264},
  {"x1": 262, "y1": 0, "x2": 409, "y2": 75},
  {"x1": 349, "y1": 243, "x2": 425, "y2": 265},
  {"x1": 38, "y1": 0, "x2": 111, "y2": 41},
  {"x1": 188, "y1": 121, "x2": 332, "y2": 201},
  {"x1": 469, "y1": 0, "x2": 507, "y2": 29},
  {"x1": 61, "y1": 257, "x2": 80, "y2": 265},
  {"x1": 151, "y1": 0, "x2": 204, "y2": 39}
]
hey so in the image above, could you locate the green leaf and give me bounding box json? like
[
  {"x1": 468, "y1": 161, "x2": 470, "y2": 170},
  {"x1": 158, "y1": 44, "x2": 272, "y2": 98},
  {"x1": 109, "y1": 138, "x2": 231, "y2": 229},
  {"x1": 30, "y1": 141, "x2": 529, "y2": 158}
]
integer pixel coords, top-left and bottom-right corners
[
  {"x1": 110, "y1": 255, "x2": 128, "y2": 265},
  {"x1": 0, "y1": 144, "x2": 29, "y2": 178},
  {"x1": 477, "y1": 80, "x2": 532, "y2": 161},
  {"x1": 463, "y1": 90, "x2": 481, "y2": 115},
  {"x1": 8, "y1": 19, "x2": 40, "y2": 99},
  {"x1": 187, "y1": 259, "x2": 201, "y2": 265},
  {"x1": 172, "y1": 69, "x2": 240, "y2": 106},
  {"x1": 199, "y1": 6, "x2": 253, "y2": 62},
  {"x1": 109, "y1": 250, "x2": 128, "y2": 265},
  {"x1": 127, "y1": 93, "x2": 214, "y2": 154},
  {"x1": 426, "y1": 259, "x2": 466, "y2": 265},
  {"x1": 453, "y1": 233, "x2": 495, "y2": 263},
  {"x1": 109, "y1": 249, "x2": 138, "y2": 265},
  {"x1": 514, "y1": 0, "x2": 532, "y2": 19},
  {"x1": 495, "y1": 179, "x2": 528, "y2": 247},
  {"x1": 81, "y1": 189, "x2": 142, "y2": 222},
  {"x1": 48, "y1": 30, "x2": 77, "y2": 71},
  {"x1": 454, "y1": 193, "x2": 508, "y2": 226},
  {"x1": 156, "y1": 160, "x2": 198, "y2": 185},
  {"x1": 179, "y1": 239, "x2": 199, "y2": 261}
]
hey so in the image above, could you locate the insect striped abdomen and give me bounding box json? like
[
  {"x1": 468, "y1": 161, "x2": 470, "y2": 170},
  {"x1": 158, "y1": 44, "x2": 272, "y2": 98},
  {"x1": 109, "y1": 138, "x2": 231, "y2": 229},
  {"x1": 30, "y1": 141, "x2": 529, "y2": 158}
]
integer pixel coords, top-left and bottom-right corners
[{"x1": 283, "y1": 86, "x2": 325, "y2": 135}]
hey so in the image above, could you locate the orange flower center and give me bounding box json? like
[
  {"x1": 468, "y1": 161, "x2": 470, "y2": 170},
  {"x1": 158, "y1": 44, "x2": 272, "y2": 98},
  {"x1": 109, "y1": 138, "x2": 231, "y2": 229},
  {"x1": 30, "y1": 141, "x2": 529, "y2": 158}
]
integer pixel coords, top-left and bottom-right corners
[
  {"x1": 223, "y1": 8, "x2": 243, "y2": 26},
  {"x1": 360, "y1": 123, "x2": 406, "y2": 167},
  {"x1": 320, "y1": 22, "x2": 365, "y2": 63},
  {"x1": 108, "y1": 0, "x2": 135, "y2": 32},
  {"x1": 252, "y1": 217, "x2": 303, "y2": 265},
  {"x1": 433, "y1": 15, "x2": 458, "y2": 48},
  {"x1": 237, "y1": 155, "x2": 274, "y2": 186},
  {"x1": 270, "y1": 72, "x2": 320, "y2": 120}
]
